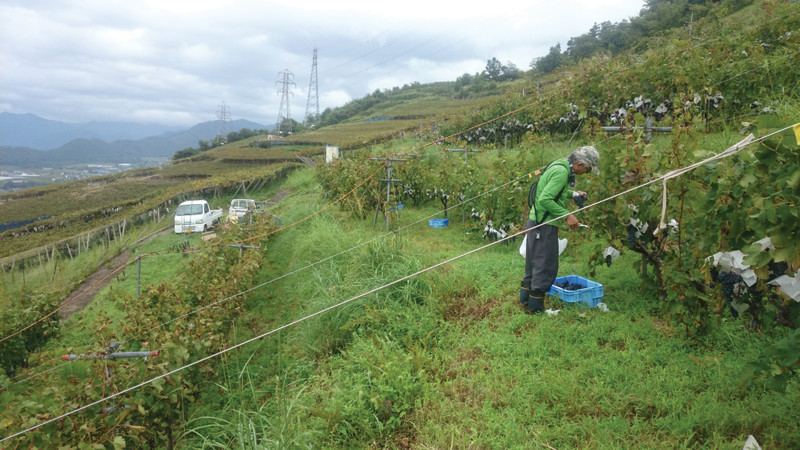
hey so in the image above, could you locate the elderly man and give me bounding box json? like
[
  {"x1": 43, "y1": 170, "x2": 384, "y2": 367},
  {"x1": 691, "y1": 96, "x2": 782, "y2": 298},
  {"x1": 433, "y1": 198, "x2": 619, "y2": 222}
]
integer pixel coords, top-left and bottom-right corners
[{"x1": 521, "y1": 146, "x2": 600, "y2": 314}]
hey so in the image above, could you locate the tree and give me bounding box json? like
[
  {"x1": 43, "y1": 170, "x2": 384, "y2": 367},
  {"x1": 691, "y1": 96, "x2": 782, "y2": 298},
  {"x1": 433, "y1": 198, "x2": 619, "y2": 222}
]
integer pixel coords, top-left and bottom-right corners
[
  {"x1": 530, "y1": 43, "x2": 563, "y2": 75},
  {"x1": 484, "y1": 58, "x2": 522, "y2": 81},
  {"x1": 277, "y1": 118, "x2": 306, "y2": 136},
  {"x1": 484, "y1": 57, "x2": 504, "y2": 80},
  {"x1": 502, "y1": 61, "x2": 521, "y2": 80},
  {"x1": 567, "y1": 23, "x2": 600, "y2": 59}
]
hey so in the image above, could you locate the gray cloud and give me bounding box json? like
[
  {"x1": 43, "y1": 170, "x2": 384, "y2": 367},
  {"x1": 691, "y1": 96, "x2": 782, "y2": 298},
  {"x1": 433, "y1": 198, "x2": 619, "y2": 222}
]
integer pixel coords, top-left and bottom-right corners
[{"x1": 0, "y1": 0, "x2": 643, "y2": 127}]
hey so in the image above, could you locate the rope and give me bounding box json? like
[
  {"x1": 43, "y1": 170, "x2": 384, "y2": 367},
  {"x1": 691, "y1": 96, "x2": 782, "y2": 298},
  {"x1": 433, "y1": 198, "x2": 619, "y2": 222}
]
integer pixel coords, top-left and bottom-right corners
[
  {"x1": 4, "y1": 124, "x2": 793, "y2": 444},
  {"x1": 7, "y1": 169, "x2": 538, "y2": 386}
]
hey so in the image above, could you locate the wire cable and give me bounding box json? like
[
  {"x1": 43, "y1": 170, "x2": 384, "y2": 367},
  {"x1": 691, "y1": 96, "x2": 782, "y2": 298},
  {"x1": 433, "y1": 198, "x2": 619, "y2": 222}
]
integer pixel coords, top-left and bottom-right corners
[
  {"x1": 3, "y1": 125, "x2": 793, "y2": 444},
  {"x1": 3, "y1": 5, "x2": 796, "y2": 374}
]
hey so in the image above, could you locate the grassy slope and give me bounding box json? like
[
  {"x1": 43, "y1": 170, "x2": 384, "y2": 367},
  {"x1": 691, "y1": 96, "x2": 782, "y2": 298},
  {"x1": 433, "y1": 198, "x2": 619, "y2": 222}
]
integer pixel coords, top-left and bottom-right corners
[
  {"x1": 175, "y1": 164, "x2": 798, "y2": 448},
  {"x1": 11, "y1": 150, "x2": 794, "y2": 447}
]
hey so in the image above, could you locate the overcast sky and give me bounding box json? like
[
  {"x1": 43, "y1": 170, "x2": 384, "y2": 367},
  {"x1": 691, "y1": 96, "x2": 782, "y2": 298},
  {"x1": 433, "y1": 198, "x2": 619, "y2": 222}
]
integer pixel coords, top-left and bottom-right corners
[{"x1": 0, "y1": 0, "x2": 644, "y2": 128}]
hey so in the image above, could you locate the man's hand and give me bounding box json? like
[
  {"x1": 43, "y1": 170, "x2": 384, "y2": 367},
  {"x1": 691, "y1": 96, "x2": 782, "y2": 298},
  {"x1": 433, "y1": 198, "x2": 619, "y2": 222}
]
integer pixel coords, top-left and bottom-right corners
[{"x1": 566, "y1": 214, "x2": 580, "y2": 229}]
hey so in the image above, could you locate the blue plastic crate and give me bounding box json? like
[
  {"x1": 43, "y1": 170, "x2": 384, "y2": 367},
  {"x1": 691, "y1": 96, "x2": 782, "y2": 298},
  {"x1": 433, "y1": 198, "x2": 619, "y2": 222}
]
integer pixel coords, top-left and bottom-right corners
[
  {"x1": 547, "y1": 275, "x2": 604, "y2": 307},
  {"x1": 428, "y1": 218, "x2": 449, "y2": 228}
]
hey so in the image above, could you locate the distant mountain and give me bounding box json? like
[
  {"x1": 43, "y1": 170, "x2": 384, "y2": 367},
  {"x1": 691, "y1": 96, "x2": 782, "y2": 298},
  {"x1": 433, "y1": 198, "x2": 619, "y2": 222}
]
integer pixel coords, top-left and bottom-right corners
[
  {"x1": 0, "y1": 112, "x2": 181, "y2": 150},
  {"x1": 0, "y1": 117, "x2": 268, "y2": 169}
]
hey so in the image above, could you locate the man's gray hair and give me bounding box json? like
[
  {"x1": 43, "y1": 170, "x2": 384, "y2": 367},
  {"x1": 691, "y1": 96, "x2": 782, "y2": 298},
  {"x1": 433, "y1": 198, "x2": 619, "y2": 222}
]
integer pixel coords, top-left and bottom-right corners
[{"x1": 568, "y1": 146, "x2": 600, "y2": 174}]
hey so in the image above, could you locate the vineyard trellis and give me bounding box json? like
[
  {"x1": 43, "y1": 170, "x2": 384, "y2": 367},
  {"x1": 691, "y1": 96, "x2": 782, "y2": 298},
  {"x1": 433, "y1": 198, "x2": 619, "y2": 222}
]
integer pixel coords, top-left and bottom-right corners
[
  {"x1": 4, "y1": 124, "x2": 798, "y2": 446},
  {"x1": 1, "y1": 4, "x2": 798, "y2": 446}
]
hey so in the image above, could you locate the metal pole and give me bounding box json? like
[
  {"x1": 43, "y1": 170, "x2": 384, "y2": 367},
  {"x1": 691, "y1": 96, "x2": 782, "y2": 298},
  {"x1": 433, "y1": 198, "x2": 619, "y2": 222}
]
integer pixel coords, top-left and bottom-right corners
[
  {"x1": 62, "y1": 351, "x2": 160, "y2": 360},
  {"x1": 602, "y1": 126, "x2": 672, "y2": 133},
  {"x1": 227, "y1": 244, "x2": 260, "y2": 262},
  {"x1": 385, "y1": 162, "x2": 392, "y2": 231},
  {"x1": 369, "y1": 157, "x2": 406, "y2": 231},
  {"x1": 137, "y1": 256, "x2": 141, "y2": 298}
]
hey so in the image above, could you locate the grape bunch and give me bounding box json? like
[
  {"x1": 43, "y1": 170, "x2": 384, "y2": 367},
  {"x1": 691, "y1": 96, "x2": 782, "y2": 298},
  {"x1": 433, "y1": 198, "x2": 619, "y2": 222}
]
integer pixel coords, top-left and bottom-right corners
[
  {"x1": 768, "y1": 261, "x2": 788, "y2": 281},
  {"x1": 716, "y1": 271, "x2": 743, "y2": 304},
  {"x1": 554, "y1": 280, "x2": 586, "y2": 291},
  {"x1": 574, "y1": 193, "x2": 588, "y2": 208},
  {"x1": 626, "y1": 224, "x2": 638, "y2": 250}
]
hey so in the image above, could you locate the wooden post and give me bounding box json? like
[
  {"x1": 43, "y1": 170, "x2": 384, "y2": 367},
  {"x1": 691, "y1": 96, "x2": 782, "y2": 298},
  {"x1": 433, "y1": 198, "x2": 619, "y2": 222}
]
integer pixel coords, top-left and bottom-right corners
[
  {"x1": 134, "y1": 225, "x2": 149, "y2": 246},
  {"x1": 52, "y1": 251, "x2": 59, "y2": 282}
]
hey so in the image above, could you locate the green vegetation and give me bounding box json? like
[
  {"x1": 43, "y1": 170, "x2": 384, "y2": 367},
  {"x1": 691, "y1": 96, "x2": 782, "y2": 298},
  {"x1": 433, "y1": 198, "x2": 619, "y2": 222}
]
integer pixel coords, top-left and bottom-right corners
[
  {"x1": 1, "y1": 1, "x2": 798, "y2": 448},
  {"x1": 172, "y1": 128, "x2": 266, "y2": 160}
]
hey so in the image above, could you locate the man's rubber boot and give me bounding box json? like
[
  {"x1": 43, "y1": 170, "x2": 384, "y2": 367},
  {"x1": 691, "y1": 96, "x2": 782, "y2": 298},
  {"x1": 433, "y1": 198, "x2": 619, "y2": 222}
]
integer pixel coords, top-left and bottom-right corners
[
  {"x1": 520, "y1": 284, "x2": 530, "y2": 308},
  {"x1": 528, "y1": 290, "x2": 545, "y2": 314}
]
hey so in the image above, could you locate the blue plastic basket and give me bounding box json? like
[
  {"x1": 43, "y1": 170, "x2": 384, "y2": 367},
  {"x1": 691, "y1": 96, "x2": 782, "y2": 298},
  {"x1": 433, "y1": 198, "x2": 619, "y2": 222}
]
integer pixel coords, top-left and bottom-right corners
[
  {"x1": 428, "y1": 218, "x2": 449, "y2": 228},
  {"x1": 547, "y1": 275, "x2": 604, "y2": 307}
]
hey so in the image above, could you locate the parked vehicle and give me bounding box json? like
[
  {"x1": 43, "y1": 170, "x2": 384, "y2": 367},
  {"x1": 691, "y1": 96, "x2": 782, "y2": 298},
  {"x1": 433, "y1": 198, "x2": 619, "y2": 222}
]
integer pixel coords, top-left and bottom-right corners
[
  {"x1": 228, "y1": 198, "x2": 258, "y2": 222},
  {"x1": 174, "y1": 200, "x2": 223, "y2": 233}
]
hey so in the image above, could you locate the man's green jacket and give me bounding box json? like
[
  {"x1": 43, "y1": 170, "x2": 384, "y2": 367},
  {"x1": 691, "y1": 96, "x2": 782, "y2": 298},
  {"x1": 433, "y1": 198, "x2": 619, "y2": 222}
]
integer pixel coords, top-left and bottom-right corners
[{"x1": 529, "y1": 157, "x2": 574, "y2": 227}]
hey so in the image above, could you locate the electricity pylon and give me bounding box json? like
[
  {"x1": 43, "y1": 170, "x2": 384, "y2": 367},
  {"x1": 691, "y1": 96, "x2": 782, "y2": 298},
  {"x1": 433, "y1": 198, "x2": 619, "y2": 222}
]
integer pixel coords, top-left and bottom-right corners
[
  {"x1": 216, "y1": 101, "x2": 230, "y2": 141},
  {"x1": 305, "y1": 46, "x2": 320, "y2": 126},
  {"x1": 275, "y1": 69, "x2": 295, "y2": 135}
]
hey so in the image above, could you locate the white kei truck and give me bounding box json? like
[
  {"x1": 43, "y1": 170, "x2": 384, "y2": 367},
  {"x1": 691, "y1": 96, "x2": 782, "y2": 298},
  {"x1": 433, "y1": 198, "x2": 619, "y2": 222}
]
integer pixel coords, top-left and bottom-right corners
[{"x1": 173, "y1": 200, "x2": 223, "y2": 233}]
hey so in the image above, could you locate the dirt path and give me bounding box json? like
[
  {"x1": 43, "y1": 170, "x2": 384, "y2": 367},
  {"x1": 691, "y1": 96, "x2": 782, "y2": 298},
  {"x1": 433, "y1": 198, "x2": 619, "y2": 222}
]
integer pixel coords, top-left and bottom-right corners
[
  {"x1": 58, "y1": 249, "x2": 132, "y2": 319},
  {"x1": 57, "y1": 227, "x2": 173, "y2": 319},
  {"x1": 273, "y1": 188, "x2": 290, "y2": 203}
]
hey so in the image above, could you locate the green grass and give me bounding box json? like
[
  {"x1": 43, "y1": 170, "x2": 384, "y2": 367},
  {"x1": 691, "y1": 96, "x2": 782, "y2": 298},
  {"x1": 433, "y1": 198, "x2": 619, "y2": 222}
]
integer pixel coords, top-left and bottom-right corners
[
  {"x1": 175, "y1": 165, "x2": 799, "y2": 448},
  {"x1": 4, "y1": 143, "x2": 797, "y2": 448},
  {"x1": 407, "y1": 249, "x2": 794, "y2": 447}
]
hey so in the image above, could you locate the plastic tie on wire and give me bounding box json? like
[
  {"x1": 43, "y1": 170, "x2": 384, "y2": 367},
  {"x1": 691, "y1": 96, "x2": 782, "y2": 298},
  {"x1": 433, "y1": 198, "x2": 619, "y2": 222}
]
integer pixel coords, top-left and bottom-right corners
[{"x1": 654, "y1": 134, "x2": 754, "y2": 235}]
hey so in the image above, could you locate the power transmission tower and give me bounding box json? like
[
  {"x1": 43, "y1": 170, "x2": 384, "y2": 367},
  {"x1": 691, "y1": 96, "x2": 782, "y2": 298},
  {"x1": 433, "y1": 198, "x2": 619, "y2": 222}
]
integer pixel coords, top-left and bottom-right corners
[
  {"x1": 275, "y1": 69, "x2": 295, "y2": 136},
  {"x1": 216, "y1": 101, "x2": 230, "y2": 141},
  {"x1": 305, "y1": 46, "x2": 320, "y2": 126}
]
